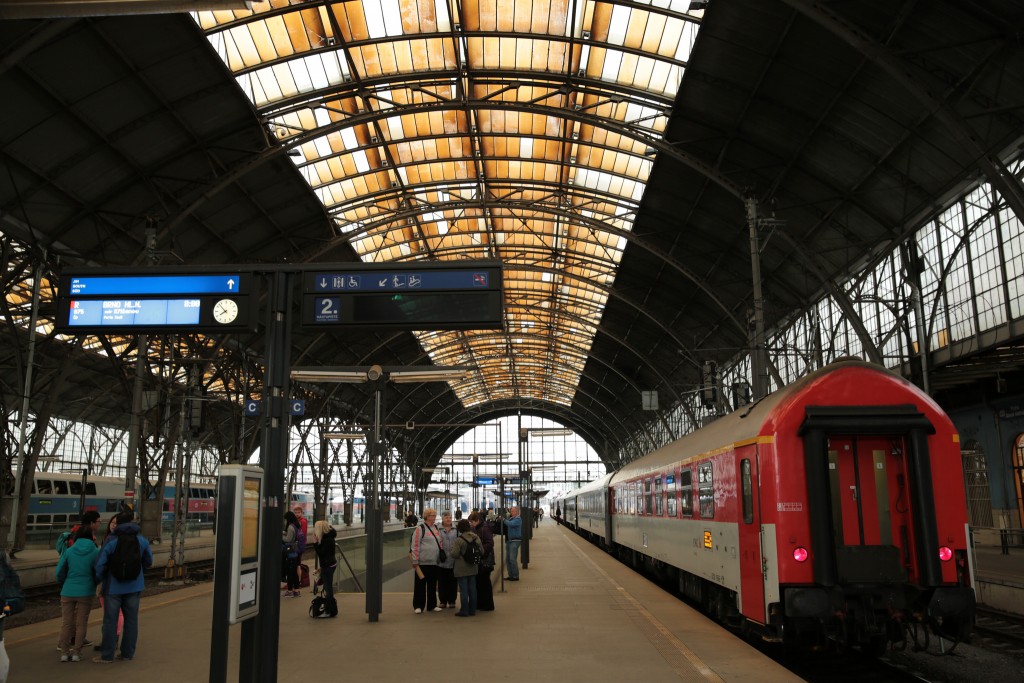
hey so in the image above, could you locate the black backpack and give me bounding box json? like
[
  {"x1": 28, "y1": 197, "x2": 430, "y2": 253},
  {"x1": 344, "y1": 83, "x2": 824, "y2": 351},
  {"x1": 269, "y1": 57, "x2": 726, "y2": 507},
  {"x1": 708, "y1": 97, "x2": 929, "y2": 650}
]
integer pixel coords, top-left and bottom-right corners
[
  {"x1": 464, "y1": 536, "x2": 482, "y2": 565},
  {"x1": 109, "y1": 533, "x2": 142, "y2": 581}
]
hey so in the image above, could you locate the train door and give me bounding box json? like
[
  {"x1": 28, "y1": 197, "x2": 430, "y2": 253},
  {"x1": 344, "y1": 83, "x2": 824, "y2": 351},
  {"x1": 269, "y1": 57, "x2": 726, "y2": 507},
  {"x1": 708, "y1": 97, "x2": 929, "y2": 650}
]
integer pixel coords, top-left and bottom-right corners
[
  {"x1": 827, "y1": 436, "x2": 910, "y2": 582},
  {"x1": 736, "y1": 453, "x2": 765, "y2": 620}
]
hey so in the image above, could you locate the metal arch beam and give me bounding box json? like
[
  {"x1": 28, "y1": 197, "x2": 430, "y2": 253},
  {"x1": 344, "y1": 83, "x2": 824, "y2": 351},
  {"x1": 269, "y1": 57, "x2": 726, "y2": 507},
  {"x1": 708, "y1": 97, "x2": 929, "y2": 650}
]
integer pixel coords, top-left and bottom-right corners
[
  {"x1": 400, "y1": 401, "x2": 624, "y2": 469},
  {"x1": 779, "y1": 0, "x2": 1024, "y2": 229},
  {"x1": 413, "y1": 296, "x2": 689, "y2": 406},
  {"x1": 339, "y1": 256, "x2": 706, "y2": 375},
  {"x1": 383, "y1": 369, "x2": 649, "y2": 456},
  {"x1": 150, "y1": 94, "x2": 746, "y2": 268},
  {"x1": 384, "y1": 369, "x2": 651, "y2": 453},
  {"x1": 313, "y1": 197, "x2": 748, "y2": 338},
  {"x1": 398, "y1": 403, "x2": 610, "y2": 460},
  {"x1": 412, "y1": 323, "x2": 681, "y2": 437},
  {"x1": 204, "y1": 0, "x2": 701, "y2": 39}
]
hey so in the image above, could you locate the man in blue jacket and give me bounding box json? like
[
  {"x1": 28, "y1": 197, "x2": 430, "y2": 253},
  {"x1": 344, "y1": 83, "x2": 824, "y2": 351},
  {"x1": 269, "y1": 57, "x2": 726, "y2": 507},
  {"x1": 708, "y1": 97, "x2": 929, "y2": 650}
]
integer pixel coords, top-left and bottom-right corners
[
  {"x1": 503, "y1": 507, "x2": 522, "y2": 581},
  {"x1": 93, "y1": 511, "x2": 153, "y2": 663}
]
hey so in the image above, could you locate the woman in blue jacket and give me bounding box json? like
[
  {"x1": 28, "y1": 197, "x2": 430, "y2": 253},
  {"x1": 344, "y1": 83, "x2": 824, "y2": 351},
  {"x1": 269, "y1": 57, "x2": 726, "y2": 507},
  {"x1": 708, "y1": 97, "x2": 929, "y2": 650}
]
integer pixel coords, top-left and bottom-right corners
[{"x1": 55, "y1": 527, "x2": 99, "y2": 662}]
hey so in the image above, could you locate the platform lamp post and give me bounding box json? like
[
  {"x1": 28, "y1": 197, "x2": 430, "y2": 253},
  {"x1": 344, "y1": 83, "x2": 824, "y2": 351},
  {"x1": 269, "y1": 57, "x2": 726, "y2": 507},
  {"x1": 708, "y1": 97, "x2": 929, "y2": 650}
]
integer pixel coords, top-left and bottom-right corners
[{"x1": 291, "y1": 364, "x2": 473, "y2": 623}]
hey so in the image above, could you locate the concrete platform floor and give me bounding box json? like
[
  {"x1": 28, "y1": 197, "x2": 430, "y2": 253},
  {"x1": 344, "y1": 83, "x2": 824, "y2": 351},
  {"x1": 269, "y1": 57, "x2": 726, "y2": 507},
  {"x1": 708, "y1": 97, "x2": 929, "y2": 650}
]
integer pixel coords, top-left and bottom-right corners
[{"x1": 1, "y1": 522, "x2": 803, "y2": 682}]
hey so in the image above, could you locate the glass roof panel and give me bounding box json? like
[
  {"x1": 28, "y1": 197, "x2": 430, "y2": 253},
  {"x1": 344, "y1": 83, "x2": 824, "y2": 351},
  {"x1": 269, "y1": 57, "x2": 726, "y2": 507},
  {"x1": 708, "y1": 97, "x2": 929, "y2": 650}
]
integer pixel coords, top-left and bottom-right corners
[{"x1": 195, "y1": 0, "x2": 703, "y2": 409}]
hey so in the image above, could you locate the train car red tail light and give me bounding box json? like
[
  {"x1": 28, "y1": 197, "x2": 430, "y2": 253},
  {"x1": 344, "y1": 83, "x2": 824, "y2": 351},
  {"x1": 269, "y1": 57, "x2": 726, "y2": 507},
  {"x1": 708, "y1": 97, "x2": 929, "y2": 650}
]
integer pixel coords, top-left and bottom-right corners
[
  {"x1": 938, "y1": 546, "x2": 953, "y2": 562},
  {"x1": 793, "y1": 547, "x2": 809, "y2": 562}
]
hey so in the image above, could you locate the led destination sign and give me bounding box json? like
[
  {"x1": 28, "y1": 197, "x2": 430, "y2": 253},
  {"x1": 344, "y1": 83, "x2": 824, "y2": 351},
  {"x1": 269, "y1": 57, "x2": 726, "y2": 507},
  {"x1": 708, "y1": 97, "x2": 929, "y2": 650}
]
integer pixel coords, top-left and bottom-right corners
[{"x1": 68, "y1": 298, "x2": 201, "y2": 327}]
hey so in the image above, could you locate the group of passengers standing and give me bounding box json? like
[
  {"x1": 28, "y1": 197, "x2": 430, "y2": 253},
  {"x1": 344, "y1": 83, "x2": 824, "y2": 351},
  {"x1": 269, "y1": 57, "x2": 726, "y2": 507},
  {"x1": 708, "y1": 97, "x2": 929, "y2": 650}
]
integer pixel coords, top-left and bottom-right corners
[
  {"x1": 408, "y1": 506, "x2": 523, "y2": 617},
  {"x1": 54, "y1": 508, "x2": 154, "y2": 664}
]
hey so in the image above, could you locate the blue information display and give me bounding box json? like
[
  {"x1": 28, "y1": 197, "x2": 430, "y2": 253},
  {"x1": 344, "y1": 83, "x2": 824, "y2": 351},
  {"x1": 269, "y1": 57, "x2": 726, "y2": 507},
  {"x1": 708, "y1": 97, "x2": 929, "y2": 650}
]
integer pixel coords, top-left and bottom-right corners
[
  {"x1": 68, "y1": 274, "x2": 241, "y2": 296},
  {"x1": 55, "y1": 269, "x2": 256, "y2": 333},
  {"x1": 309, "y1": 269, "x2": 492, "y2": 292},
  {"x1": 68, "y1": 298, "x2": 202, "y2": 327},
  {"x1": 300, "y1": 261, "x2": 502, "y2": 330}
]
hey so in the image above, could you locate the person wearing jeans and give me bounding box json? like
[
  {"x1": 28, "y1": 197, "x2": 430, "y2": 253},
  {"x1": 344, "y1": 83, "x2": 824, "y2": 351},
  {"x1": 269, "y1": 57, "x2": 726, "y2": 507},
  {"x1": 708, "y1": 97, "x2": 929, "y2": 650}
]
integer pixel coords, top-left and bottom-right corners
[
  {"x1": 92, "y1": 512, "x2": 153, "y2": 663},
  {"x1": 503, "y1": 507, "x2": 522, "y2": 581}
]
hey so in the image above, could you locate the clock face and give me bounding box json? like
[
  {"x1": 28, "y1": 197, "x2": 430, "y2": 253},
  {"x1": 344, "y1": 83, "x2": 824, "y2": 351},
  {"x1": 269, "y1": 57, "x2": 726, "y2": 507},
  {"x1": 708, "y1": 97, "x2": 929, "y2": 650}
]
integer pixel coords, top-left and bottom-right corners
[{"x1": 213, "y1": 298, "x2": 239, "y2": 324}]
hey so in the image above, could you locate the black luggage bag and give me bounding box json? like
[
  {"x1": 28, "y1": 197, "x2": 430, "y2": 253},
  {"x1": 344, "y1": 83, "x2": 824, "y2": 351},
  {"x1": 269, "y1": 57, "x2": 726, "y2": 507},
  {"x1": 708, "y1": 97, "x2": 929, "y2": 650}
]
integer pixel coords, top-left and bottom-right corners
[{"x1": 309, "y1": 579, "x2": 337, "y2": 618}]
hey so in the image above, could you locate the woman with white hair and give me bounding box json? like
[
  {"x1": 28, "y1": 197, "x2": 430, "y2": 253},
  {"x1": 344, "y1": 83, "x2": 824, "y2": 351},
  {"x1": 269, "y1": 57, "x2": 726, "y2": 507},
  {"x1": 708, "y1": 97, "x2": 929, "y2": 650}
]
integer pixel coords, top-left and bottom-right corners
[{"x1": 408, "y1": 508, "x2": 443, "y2": 614}]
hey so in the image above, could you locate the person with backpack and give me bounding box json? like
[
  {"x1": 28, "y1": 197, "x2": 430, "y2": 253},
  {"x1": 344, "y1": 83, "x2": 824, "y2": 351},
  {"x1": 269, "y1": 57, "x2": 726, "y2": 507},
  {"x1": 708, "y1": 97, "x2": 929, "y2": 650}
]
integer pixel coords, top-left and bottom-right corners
[
  {"x1": 281, "y1": 511, "x2": 303, "y2": 598},
  {"x1": 54, "y1": 510, "x2": 99, "y2": 653},
  {"x1": 55, "y1": 526, "x2": 99, "y2": 662},
  {"x1": 92, "y1": 511, "x2": 153, "y2": 663},
  {"x1": 56, "y1": 510, "x2": 100, "y2": 557},
  {"x1": 470, "y1": 511, "x2": 496, "y2": 611},
  {"x1": 450, "y1": 519, "x2": 483, "y2": 617}
]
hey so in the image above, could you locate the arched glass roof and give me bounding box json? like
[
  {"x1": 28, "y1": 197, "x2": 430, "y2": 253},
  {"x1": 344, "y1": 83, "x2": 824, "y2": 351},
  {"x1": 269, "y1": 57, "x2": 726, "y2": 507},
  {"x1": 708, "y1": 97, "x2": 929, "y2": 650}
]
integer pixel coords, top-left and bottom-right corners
[{"x1": 195, "y1": 0, "x2": 702, "y2": 410}]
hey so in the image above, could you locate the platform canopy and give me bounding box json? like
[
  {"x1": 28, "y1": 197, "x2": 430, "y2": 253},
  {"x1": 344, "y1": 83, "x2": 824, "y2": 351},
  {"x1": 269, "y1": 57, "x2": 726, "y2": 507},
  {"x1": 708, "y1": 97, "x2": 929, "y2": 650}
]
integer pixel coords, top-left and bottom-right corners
[{"x1": 2, "y1": 1, "x2": 1023, "y2": 466}]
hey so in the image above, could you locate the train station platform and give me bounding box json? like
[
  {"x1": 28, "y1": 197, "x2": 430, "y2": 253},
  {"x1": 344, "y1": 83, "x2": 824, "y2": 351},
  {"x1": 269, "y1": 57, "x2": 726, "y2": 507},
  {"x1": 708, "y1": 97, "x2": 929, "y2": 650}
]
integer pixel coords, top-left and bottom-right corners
[{"x1": 1, "y1": 520, "x2": 801, "y2": 682}]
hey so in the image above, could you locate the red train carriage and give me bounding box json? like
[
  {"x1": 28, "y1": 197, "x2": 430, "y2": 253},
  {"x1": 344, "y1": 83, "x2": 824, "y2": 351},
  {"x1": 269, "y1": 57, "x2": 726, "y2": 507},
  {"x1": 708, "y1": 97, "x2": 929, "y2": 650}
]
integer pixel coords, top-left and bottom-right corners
[{"x1": 567, "y1": 359, "x2": 975, "y2": 652}]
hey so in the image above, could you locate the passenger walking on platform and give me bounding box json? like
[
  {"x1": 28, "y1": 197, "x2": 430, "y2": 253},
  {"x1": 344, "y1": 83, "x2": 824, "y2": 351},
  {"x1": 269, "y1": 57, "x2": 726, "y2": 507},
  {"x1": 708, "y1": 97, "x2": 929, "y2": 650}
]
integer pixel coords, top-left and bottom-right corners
[
  {"x1": 409, "y1": 509, "x2": 442, "y2": 613},
  {"x1": 312, "y1": 520, "x2": 338, "y2": 617},
  {"x1": 93, "y1": 511, "x2": 153, "y2": 664},
  {"x1": 503, "y1": 507, "x2": 523, "y2": 581},
  {"x1": 437, "y1": 512, "x2": 458, "y2": 609},
  {"x1": 281, "y1": 511, "x2": 302, "y2": 598},
  {"x1": 56, "y1": 527, "x2": 99, "y2": 662},
  {"x1": 469, "y1": 512, "x2": 495, "y2": 611},
  {"x1": 451, "y1": 519, "x2": 483, "y2": 617}
]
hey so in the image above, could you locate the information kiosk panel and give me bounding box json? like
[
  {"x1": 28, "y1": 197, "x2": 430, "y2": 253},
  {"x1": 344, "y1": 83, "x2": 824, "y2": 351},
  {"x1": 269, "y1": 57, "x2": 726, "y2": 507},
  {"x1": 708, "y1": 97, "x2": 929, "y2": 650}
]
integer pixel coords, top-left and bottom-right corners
[{"x1": 219, "y1": 464, "x2": 264, "y2": 624}]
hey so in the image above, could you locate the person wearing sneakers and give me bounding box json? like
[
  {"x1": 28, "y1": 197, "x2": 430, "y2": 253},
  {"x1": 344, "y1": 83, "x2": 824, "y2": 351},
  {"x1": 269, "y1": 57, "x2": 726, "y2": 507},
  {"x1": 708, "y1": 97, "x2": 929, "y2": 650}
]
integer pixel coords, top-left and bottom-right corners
[
  {"x1": 55, "y1": 526, "x2": 99, "y2": 662},
  {"x1": 409, "y1": 509, "x2": 443, "y2": 614},
  {"x1": 93, "y1": 511, "x2": 153, "y2": 664},
  {"x1": 281, "y1": 511, "x2": 303, "y2": 598},
  {"x1": 503, "y1": 506, "x2": 522, "y2": 581}
]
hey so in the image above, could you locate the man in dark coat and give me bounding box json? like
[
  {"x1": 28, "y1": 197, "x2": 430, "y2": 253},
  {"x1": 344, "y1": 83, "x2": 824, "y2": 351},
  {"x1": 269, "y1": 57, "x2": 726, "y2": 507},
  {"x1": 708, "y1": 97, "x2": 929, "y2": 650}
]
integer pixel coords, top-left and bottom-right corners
[{"x1": 469, "y1": 511, "x2": 495, "y2": 611}]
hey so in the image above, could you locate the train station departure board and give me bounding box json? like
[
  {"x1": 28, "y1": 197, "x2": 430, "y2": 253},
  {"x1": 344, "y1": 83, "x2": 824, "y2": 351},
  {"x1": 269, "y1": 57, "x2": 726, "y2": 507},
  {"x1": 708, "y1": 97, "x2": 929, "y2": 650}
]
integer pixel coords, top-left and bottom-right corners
[
  {"x1": 300, "y1": 261, "x2": 503, "y2": 330},
  {"x1": 55, "y1": 270, "x2": 257, "y2": 334}
]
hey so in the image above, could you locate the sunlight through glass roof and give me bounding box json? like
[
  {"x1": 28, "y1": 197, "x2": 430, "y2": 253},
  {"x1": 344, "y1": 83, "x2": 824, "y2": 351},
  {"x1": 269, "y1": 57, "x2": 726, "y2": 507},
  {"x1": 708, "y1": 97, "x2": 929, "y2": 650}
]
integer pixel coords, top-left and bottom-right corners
[{"x1": 195, "y1": 0, "x2": 703, "y2": 408}]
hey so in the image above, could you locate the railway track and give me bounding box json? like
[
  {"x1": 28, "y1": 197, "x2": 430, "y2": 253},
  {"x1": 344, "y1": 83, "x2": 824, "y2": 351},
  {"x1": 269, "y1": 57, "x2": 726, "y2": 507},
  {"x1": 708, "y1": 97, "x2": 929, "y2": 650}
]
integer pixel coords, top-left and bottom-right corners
[{"x1": 973, "y1": 606, "x2": 1024, "y2": 655}]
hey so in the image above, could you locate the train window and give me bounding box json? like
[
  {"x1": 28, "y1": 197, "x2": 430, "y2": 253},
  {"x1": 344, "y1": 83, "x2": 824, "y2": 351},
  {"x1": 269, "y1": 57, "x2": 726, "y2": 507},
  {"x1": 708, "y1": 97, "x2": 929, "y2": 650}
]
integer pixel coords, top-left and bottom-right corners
[
  {"x1": 54, "y1": 514, "x2": 68, "y2": 525},
  {"x1": 741, "y1": 459, "x2": 753, "y2": 524},
  {"x1": 666, "y1": 492, "x2": 677, "y2": 518},
  {"x1": 37, "y1": 480, "x2": 53, "y2": 494},
  {"x1": 86, "y1": 483, "x2": 97, "y2": 495},
  {"x1": 698, "y1": 463, "x2": 714, "y2": 518},
  {"x1": 644, "y1": 478, "x2": 653, "y2": 515},
  {"x1": 36, "y1": 514, "x2": 51, "y2": 524},
  {"x1": 54, "y1": 481, "x2": 68, "y2": 495},
  {"x1": 654, "y1": 477, "x2": 663, "y2": 516},
  {"x1": 680, "y1": 469, "x2": 693, "y2": 516}
]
